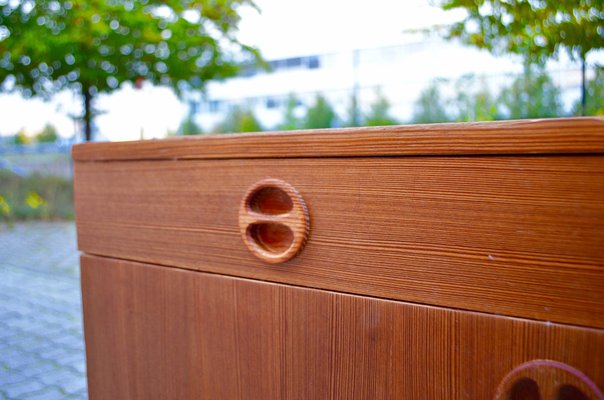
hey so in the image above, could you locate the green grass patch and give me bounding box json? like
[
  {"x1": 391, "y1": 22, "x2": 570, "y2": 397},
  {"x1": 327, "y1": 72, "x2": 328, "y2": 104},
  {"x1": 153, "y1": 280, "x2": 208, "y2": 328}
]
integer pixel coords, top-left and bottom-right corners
[{"x1": 0, "y1": 170, "x2": 74, "y2": 222}]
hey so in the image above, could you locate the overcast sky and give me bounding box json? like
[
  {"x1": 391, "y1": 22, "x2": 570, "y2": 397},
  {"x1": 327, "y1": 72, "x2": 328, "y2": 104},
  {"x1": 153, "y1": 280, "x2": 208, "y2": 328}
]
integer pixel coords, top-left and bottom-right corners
[{"x1": 237, "y1": 0, "x2": 464, "y2": 58}]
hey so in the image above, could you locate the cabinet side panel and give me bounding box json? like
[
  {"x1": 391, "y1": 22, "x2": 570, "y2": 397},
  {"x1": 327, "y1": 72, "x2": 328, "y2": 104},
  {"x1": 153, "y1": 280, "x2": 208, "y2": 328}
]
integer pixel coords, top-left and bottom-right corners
[{"x1": 81, "y1": 255, "x2": 604, "y2": 400}]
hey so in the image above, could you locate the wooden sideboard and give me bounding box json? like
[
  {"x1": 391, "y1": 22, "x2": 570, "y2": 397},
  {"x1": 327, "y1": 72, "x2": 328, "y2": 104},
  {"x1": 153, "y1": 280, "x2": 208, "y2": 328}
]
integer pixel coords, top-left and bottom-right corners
[{"x1": 74, "y1": 118, "x2": 604, "y2": 399}]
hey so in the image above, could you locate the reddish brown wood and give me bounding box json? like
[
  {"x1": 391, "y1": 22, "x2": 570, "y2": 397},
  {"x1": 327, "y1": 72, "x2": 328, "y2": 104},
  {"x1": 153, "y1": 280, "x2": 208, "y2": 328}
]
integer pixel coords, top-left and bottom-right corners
[
  {"x1": 74, "y1": 156, "x2": 604, "y2": 328},
  {"x1": 81, "y1": 255, "x2": 604, "y2": 400},
  {"x1": 494, "y1": 360, "x2": 604, "y2": 399},
  {"x1": 72, "y1": 117, "x2": 604, "y2": 161},
  {"x1": 76, "y1": 119, "x2": 604, "y2": 398},
  {"x1": 239, "y1": 179, "x2": 310, "y2": 264}
]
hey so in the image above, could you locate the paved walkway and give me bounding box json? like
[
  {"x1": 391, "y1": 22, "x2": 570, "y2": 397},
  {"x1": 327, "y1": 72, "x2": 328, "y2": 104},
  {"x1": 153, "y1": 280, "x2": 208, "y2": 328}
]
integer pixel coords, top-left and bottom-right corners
[{"x1": 0, "y1": 222, "x2": 87, "y2": 399}]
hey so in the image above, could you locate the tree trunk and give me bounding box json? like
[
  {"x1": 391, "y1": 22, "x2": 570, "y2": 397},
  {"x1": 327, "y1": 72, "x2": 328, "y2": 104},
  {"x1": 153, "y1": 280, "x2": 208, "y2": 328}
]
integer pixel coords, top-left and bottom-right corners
[
  {"x1": 83, "y1": 86, "x2": 93, "y2": 141},
  {"x1": 580, "y1": 56, "x2": 587, "y2": 117}
]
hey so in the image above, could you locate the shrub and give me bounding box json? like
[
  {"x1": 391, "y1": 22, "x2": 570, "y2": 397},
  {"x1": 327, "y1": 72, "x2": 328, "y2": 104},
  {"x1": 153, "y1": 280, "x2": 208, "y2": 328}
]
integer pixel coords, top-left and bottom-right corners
[
  {"x1": 0, "y1": 170, "x2": 73, "y2": 222},
  {"x1": 213, "y1": 106, "x2": 263, "y2": 133},
  {"x1": 303, "y1": 95, "x2": 338, "y2": 129}
]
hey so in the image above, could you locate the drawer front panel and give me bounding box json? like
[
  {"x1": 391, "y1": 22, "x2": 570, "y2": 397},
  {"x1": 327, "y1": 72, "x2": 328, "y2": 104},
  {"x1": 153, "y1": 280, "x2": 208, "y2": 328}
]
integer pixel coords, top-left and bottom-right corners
[
  {"x1": 75, "y1": 156, "x2": 604, "y2": 328},
  {"x1": 81, "y1": 255, "x2": 604, "y2": 400}
]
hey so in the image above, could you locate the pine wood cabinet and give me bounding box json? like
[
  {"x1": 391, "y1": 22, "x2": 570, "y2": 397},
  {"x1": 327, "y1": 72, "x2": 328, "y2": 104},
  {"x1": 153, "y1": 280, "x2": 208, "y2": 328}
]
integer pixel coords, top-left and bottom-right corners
[{"x1": 74, "y1": 118, "x2": 604, "y2": 399}]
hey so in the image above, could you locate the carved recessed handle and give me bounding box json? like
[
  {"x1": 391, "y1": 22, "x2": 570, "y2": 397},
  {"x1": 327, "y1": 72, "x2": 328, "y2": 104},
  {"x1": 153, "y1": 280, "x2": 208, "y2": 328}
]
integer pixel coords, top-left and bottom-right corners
[
  {"x1": 495, "y1": 360, "x2": 604, "y2": 400},
  {"x1": 239, "y1": 179, "x2": 309, "y2": 264}
]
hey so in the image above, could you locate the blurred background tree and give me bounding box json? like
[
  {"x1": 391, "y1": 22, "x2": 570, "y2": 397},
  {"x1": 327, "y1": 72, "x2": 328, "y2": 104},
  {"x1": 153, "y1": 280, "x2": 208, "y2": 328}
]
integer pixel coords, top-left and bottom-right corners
[
  {"x1": 343, "y1": 95, "x2": 362, "y2": 127},
  {"x1": 411, "y1": 67, "x2": 562, "y2": 123},
  {"x1": 498, "y1": 64, "x2": 563, "y2": 119},
  {"x1": 440, "y1": 0, "x2": 604, "y2": 115},
  {"x1": 453, "y1": 74, "x2": 500, "y2": 122},
  {"x1": 277, "y1": 93, "x2": 302, "y2": 131},
  {"x1": 177, "y1": 100, "x2": 202, "y2": 135},
  {"x1": 13, "y1": 129, "x2": 32, "y2": 145},
  {"x1": 411, "y1": 79, "x2": 452, "y2": 124},
  {"x1": 303, "y1": 95, "x2": 337, "y2": 129},
  {"x1": 364, "y1": 90, "x2": 399, "y2": 126},
  {"x1": 572, "y1": 66, "x2": 604, "y2": 116},
  {"x1": 35, "y1": 123, "x2": 59, "y2": 143},
  {"x1": 213, "y1": 106, "x2": 262, "y2": 133},
  {"x1": 177, "y1": 114, "x2": 202, "y2": 136},
  {"x1": 0, "y1": 0, "x2": 262, "y2": 141}
]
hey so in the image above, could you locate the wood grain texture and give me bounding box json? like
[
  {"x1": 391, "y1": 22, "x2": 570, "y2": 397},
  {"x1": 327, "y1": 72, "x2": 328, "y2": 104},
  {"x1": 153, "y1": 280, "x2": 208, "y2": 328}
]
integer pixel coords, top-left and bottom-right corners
[
  {"x1": 494, "y1": 360, "x2": 604, "y2": 399},
  {"x1": 72, "y1": 117, "x2": 604, "y2": 161},
  {"x1": 74, "y1": 156, "x2": 604, "y2": 328},
  {"x1": 81, "y1": 255, "x2": 604, "y2": 400}
]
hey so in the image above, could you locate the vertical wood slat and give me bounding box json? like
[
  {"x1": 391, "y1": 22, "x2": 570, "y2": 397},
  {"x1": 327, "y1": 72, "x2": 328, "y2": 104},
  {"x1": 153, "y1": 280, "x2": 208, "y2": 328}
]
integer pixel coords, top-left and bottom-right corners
[{"x1": 81, "y1": 255, "x2": 604, "y2": 400}]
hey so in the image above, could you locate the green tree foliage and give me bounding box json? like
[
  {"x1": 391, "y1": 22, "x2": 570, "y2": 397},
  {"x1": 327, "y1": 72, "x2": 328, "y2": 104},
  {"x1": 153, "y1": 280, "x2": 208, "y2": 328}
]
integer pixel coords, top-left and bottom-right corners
[
  {"x1": 35, "y1": 123, "x2": 59, "y2": 142},
  {"x1": 277, "y1": 93, "x2": 301, "y2": 131},
  {"x1": 213, "y1": 105, "x2": 262, "y2": 133},
  {"x1": 411, "y1": 68, "x2": 562, "y2": 123},
  {"x1": 303, "y1": 95, "x2": 337, "y2": 129},
  {"x1": 0, "y1": 0, "x2": 261, "y2": 141},
  {"x1": 177, "y1": 115, "x2": 202, "y2": 135},
  {"x1": 573, "y1": 66, "x2": 604, "y2": 116},
  {"x1": 439, "y1": 0, "x2": 603, "y2": 115},
  {"x1": 411, "y1": 79, "x2": 451, "y2": 124},
  {"x1": 343, "y1": 95, "x2": 361, "y2": 127},
  {"x1": 13, "y1": 129, "x2": 32, "y2": 144},
  {"x1": 441, "y1": 0, "x2": 603, "y2": 62},
  {"x1": 498, "y1": 64, "x2": 563, "y2": 119},
  {"x1": 364, "y1": 90, "x2": 399, "y2": 126},
  {"x1": 453, "y1": 74, "x2": 499, "y2": 122}
]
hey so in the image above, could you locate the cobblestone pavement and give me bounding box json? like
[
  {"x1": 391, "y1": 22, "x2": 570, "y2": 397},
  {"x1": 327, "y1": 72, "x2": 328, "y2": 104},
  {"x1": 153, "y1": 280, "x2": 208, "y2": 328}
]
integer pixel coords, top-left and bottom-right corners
[{"x1": 0, "y1": 222, "x2": 87, "y2": 399}]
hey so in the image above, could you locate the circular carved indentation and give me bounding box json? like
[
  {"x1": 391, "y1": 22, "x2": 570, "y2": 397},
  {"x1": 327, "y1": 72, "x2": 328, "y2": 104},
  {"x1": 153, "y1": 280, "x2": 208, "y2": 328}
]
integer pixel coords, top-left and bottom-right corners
[
  {"x1": 558, "y1": 384, "x2": 590, "y2": 400},
  {"x1": 495, "y1": 360, "x2": 604, "y2": 400},
  {"x1": 239, "y1": 179, "x2": 309, "y2": 264},
  {"x1": 248, "y1": 223, "x2": 294, "y2": 253},
  {"x1": 248, "y1": 187, "x2": 293, "y2": 215},
  {"x1": 510, "y1": 378, "x2": 540, "y2": 400}
]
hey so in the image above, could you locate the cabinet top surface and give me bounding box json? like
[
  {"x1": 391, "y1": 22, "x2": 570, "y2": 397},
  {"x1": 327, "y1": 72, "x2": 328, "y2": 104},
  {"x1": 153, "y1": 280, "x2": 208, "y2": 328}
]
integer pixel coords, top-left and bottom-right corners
[{"x1": 72, "y1": 117, "x2": 604, "y2": 162}]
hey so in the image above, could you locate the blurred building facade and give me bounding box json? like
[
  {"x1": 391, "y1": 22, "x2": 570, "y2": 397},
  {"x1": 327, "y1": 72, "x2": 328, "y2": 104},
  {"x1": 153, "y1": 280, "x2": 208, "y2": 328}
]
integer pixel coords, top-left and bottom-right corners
[{"x1": 195, "y1": 37, "x2": 586, "y2": 130}]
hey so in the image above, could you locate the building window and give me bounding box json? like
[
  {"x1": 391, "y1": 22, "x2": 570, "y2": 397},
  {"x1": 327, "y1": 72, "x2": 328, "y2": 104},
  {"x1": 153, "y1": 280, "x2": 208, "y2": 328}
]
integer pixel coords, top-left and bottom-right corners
[
  {"x1": 208, "y1": 100, "x2": 222, "y2": 113},
  {"x1": 265, "y1": 98, "x2": 279, "y2": 109},
  {"x1": 286, "y1": 57, "x2": 302, "y2": 68},
  {"x1": 307, "y1": 56, "x2": 320, "y2": 69}
]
